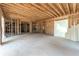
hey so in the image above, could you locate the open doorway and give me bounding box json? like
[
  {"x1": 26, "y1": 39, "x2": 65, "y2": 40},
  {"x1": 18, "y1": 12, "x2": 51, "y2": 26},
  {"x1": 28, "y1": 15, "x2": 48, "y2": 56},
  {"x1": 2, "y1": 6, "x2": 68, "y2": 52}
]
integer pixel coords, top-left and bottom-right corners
[
  {"x1": 27, "y1": 24, "x2": 29, "y2": 32},
  {"x1": 54, "y1": 19, "x2": 68, "y2": 38},
  {"x1": 21, "y1": 22, "x2": 27, "y2": 33}
]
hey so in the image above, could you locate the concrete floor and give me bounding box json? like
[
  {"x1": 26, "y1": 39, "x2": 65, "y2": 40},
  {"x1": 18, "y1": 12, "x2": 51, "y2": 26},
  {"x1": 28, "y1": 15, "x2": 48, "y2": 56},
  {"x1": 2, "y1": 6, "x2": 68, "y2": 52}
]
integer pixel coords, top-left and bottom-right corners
[{"x1": 0, "y1": 33, "x2": 79, "y2": 56}]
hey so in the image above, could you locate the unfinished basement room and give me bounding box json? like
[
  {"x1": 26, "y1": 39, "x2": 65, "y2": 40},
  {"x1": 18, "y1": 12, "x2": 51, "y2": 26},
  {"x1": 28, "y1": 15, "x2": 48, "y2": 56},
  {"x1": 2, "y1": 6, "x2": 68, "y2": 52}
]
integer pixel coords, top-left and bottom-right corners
[{"x1": 0, "y1": 3, "x2": 79, "y2": 56}]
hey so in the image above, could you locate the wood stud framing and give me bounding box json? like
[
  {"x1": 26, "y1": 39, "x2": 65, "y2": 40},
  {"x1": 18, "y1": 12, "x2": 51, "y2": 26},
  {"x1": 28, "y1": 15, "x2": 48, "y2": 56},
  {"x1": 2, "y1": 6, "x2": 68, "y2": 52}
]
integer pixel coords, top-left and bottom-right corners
[{"x1": 0, "y1": 3, "x2": 79, "y2": 44}]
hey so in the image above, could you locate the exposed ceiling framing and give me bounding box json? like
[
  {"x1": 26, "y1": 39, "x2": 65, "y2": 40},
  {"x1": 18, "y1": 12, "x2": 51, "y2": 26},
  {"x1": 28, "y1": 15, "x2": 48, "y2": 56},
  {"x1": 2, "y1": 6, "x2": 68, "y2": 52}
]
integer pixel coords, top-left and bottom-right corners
[{"x1": 0, "y1": 3, "x2": 79, "y2": 22}]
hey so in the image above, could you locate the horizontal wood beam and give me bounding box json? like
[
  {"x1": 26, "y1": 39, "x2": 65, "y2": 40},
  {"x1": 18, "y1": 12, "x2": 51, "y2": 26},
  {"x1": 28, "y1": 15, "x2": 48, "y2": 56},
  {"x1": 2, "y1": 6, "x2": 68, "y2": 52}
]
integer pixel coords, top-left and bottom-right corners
[{"x1": 34, "y1": 12, "x2": 79, "y2": 22}]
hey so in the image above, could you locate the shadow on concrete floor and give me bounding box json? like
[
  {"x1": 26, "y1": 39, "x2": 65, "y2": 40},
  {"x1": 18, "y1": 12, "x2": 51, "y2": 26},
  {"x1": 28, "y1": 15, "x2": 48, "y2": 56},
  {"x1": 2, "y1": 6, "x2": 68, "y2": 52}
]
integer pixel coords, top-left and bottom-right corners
[{"x1": 2, "y1": 38, "x2": 19, "y2": 45}]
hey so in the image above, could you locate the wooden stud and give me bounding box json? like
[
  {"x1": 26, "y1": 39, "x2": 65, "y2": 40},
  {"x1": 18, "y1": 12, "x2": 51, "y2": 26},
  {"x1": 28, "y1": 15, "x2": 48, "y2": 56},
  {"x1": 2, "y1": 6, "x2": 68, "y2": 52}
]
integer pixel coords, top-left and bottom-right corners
[
  {"x1": 29, "y1": 22, "x2": 32, "y2": 33},
  {"x1": 14, "y1": 19, "x2": 16, "y2": 35},
  {"x1": 19, "y1": 19, "x2": 21, "y2": 34},
  {"x1": 16, "y1": 19, "x2": 19, "y2": 35},
  {"x1": 11, "y1": 18, "x2": 13, "y2": 36}
]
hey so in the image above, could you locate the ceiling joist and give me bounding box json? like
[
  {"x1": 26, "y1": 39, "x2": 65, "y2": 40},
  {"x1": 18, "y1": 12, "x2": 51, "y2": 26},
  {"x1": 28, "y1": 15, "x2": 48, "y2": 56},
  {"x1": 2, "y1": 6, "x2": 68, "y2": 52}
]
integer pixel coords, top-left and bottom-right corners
[{"x1": 0, "y1": 3, "x2": 79, "y2": 22}]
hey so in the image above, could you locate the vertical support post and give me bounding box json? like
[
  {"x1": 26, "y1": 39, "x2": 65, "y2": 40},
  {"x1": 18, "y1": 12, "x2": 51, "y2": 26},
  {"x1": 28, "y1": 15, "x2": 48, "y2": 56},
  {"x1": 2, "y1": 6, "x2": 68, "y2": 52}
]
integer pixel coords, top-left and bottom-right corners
[
  {"x1": 0, "y1": 21, "x2": 1, "y2": 44},
  {"x1": 19, "y1": 20, "x2": 21, "y2": 34},
  {"x1": 0, "y1": 17, "x2": 2, "y2": 44},
  {"x1": 16, "y1": 19, "x2": 20, "y2": 35},
  {"x1": 18, "y1": 19, "x2": 20, "y2": 34},
  {"x1": 15, "y1": 19, "x2": 17, "y2": 35},
  {"x1": 11, "y1": 18, "x2": 13, "y2": 36},
  {"x1": 26, "y1": 23, "x2": 27, "y2": 33},
  {"x1": 1, "y1": 16, "x2": 5, "y2": 42},
  {"x1": 8, "y1": 19, "x2": 10, "y2": 35},
  {"x1": 67, "y1": 15, "x2": 78, "y2": 41},
  {"x1": 68, "y1": 16, "x2": 73, "y2": 28},
  {"x1": 73, "y1": 15, "x2": 78, "y2": 41},
  {"x1": 29, "y1": 22, "x2": 32, "y2": 33}
]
